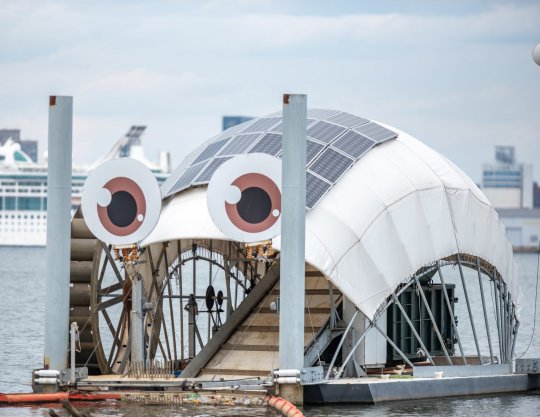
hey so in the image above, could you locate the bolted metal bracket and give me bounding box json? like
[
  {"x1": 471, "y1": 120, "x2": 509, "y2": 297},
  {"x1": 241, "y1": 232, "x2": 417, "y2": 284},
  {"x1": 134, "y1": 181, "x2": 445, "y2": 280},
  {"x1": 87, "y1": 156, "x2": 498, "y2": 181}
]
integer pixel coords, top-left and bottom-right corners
[
  {"x1": 300, "y1": 366, "x2": 324, "y2": 385},
  {"x1": 59, "y1": 367, "x2": 88, "y2": 386},
  {"x1": 515, "y1": 358, "x2": 540, "y2": 374}
]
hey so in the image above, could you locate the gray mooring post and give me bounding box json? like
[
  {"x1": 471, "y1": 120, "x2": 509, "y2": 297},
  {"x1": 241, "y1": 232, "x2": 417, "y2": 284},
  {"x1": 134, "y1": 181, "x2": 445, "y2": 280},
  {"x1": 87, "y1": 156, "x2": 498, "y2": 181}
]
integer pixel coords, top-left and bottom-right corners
[
  {"x1": 278, "y1": 94, "x2": 307, "y2": 405},
  {"x1": 44, "y1": 96, "x2": 73, "y2": 386}
]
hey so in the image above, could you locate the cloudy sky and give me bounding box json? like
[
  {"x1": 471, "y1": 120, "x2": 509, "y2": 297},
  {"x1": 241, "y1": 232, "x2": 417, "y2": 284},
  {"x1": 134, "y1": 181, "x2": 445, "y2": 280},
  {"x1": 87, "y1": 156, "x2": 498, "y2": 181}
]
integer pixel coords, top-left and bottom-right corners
[{"x1": 1, "y1": 0, "x2": 539, "y2": 183}]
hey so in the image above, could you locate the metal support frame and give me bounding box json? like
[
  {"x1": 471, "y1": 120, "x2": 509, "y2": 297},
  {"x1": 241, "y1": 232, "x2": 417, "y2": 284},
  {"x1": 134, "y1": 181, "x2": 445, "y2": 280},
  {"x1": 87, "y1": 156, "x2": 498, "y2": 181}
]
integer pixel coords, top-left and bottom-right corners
[
  {"x1": 130, "y1": 273, "x2": 145, "y2": 363},
  {"x1": 508, "y1": 291, "x2": 512, "y2": 358},
  {"x1": 476, "y1": 258, "x2": 494, "y2": 363},
  {"x1": 332, "y1": 279, "x2": 421, "y2": 380},
  {"x1": 413, "y1": 276, "x2": 453, "y2": 366},
  {"x1": 510, "y1": 319, "x2": 519, "y2": 361},
  {"x1": 392, "y1": 294, "x2": 435, "y2": 365},
  {"x1": 187, "y1": 294, "x2": 197, "y2": 359},
  {"x1": 335, "y1": 323, "x2": 373, "y2": 379},
  {"x1": 208, "y1": 241, "x2": 213, "y2": 341},
  {"x1": 178, "y1": 240, "x2": 184, "y2": 360},
  {"x1": 498, "y1": 279, "x2": 506, "y2": 362},
  {"x1": 147, "y1": 239, "x2": 258, "y2": 364},
  {"x1": 324, "y1": 309, "x2": 359, "y2": 380},
  {"x1": 456, "y1": 255, "x2": 483, "y2": 364},
  {"x1": 328, "y1": 282, "x2": 336, "y2": 329},
  {"x1": 192, "y1": 244, "x2": 197, "y2": 305},
  {"x1": 437, "y1": 263, "x2": 467, "y2": 364},
  {"x1": 163, "y1": 245, "x2": 178, "y2": 365},
  {"x1": 372, "y1": 321, "x2": 414, "y2": 369},
  {"x1": 502, "y1": 283, "x2": 509, "y2": 361},
  {"x1": 224, "y1": 258, "x2": 233, "y2": 319},
  {"x1": 70, "y1": 322, "x2": 77, "y2": 385},
  {"x1": 492, "y1": 272, "x2": 502, "y2": 362}
]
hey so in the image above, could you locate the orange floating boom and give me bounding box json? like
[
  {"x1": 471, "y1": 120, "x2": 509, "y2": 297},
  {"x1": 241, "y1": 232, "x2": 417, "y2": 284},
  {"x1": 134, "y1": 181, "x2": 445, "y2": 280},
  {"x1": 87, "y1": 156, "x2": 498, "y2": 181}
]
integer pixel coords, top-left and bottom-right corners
[
  {"x1": 266, "y1": 395, "x2": 305, "y2": 417},
  {"x1": 0, "y1": 392, "x2": 121, "y2": 404}
]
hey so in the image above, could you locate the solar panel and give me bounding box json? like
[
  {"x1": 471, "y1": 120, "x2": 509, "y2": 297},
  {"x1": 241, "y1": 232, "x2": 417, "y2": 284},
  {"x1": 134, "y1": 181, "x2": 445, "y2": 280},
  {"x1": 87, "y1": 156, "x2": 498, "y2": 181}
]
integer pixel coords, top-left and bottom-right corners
[
  {"x1": 306, "y1": 173, "x2": 332, "y2": 209},
  {"x1": 306, "y1": 139, "x2": 325, "y2": 164},
  {"x1": 193, "y1": 157, "x2": 232, "y2": 183},
  {"x1": 165, "y1": 109, "x2": 397, "y2": 209},
  {"x1": 214, "y1": 119, "x2": 256, "y2": 141},
  {"x1": 241, "y1": 117, "x2": 281, "y2": 133},
  {"x1": 354, "y1": 122, "x2": 397, "y2": 143},
  {"x1": 248, "y1": 133, "x2": 282, "y2": 156},
  {"x1": 168, "y1": 162, "x2": 208, "y2": 194},
  {"x1": 326, "y1": 111, "x2": 369, "y2": 128},
  {"x1": 309, "y1": 148, "x2": 353, "y2": 183},
  {"x1": 269, "y1": 118, "x2": 316, "y2": 133},
  {"x1": 218, "y1": 133, "x2": 262, "y2": 156},
  {"x1": 307, "y1": 108, "x2": 340, "y2": 119},
  {"x1": 190, "y1": 138, "x2": 229, "y2": 166},
  {"x1": 332, "y1": 130, "x2": 376, "y2": 159},
  {"x1": 307, "y1": 121, "x2": 347, "y2": 144}
]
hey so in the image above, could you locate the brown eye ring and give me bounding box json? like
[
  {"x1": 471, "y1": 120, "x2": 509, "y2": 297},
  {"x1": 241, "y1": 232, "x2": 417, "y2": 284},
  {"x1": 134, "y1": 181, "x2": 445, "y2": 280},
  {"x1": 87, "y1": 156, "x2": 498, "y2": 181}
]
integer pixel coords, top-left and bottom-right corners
[
  {"x1": 225, "y1": 173, "x2": 281, "y2": 234},
  {"x1": 97, "y1": 177, "x2": 146, "y2": 237}
]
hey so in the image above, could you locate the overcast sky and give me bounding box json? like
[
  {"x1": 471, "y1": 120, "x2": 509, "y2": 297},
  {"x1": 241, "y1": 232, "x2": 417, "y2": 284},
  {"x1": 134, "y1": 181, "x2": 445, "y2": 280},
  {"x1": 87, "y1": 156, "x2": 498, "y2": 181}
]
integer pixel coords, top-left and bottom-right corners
[{"x1": 1, "y1": 0, "x2": 539, "y2": 183}]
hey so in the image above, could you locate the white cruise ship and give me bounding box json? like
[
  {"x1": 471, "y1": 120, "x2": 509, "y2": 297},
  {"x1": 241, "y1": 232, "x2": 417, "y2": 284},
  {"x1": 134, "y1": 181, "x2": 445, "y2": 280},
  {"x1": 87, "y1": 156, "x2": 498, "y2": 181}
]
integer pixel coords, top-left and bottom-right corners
[{"x1": 0, "y1": 126, "x2": 170, "y2": 246}]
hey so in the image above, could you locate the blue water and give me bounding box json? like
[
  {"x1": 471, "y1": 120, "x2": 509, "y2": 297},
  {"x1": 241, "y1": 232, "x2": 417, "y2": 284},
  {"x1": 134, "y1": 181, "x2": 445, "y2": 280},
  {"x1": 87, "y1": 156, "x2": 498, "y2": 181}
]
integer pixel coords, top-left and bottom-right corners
[{"x1": 0, "y1": 247, "x2": 539, "y2": 416}]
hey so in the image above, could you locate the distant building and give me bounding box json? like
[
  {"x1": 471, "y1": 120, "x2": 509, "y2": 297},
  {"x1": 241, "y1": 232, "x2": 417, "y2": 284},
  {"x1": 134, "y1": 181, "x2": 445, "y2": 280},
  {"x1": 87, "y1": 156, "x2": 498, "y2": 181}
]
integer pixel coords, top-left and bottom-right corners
[
  {"x1": 0, "y1": 129, "x2": 21, "y2": 145},
  {"x1": 20, "y1": 140, "x2": 38, "y2": 162},
  {"x1": 481, "y1": 146, "x2": 533, "y2": 209},
  {"x1": 0, "y1": 129, "x2": 38, "y2": 162},
  {"x1": 534, "y1": 182, "x2": 540, "y2": 208},
  {"x1": 480, "y1": 146, "x2": 539, "y2": 250},
  {"x1": 222, "y1": 116, "x2": 253, "y2": 131},
  {"x1": 497, "y1": 208, "x2": 540, "y2": 250}
]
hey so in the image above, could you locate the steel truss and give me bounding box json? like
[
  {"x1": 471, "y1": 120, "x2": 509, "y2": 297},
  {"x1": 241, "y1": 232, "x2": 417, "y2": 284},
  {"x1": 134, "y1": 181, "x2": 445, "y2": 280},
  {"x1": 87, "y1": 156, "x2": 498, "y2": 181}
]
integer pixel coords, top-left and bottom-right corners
[{"x1": 325, "y1": 254, "x2": 519, "y2": 380}]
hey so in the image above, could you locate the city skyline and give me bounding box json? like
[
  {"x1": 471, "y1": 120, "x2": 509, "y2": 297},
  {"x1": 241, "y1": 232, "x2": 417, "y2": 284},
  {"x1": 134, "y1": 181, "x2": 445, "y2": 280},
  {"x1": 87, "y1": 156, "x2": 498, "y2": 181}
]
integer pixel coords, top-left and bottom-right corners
[{"x1": 1, "y1": 0, "x2": 539, "y2": 183}]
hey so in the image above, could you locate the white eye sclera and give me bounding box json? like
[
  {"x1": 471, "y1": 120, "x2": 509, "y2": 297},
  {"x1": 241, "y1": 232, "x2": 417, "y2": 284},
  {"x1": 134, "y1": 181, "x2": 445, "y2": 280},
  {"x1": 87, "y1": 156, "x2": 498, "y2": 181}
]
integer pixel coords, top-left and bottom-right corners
[
  {"x1": 207, "y1": 153, "x2": 282, "y2": 243},
  {"x1": 81, "y1": 158, "x2": 161, "y2": 245}
]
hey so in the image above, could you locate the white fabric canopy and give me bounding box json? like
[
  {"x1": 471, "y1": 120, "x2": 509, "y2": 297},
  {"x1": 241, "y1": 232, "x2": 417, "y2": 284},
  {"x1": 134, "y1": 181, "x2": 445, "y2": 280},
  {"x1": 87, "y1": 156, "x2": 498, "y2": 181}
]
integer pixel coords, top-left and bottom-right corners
[{"x1": 143, "y1": 126, "x2": 519, "y2": 320}]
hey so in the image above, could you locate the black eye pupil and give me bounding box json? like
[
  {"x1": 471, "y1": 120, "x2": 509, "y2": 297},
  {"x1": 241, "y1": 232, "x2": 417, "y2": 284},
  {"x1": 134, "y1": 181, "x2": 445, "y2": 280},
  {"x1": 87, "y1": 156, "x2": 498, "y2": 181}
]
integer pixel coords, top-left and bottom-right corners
[
  {"x1": 107, "y1": 191, "x2": 137, "y2": 228},
  {"x1": 236, "y1": 187, "x2": 271, "y2": 224}
]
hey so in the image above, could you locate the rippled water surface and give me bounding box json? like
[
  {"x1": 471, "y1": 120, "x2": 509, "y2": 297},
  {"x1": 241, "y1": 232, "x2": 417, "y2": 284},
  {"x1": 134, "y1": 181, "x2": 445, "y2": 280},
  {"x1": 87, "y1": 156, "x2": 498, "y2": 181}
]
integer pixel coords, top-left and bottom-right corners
[{"x1": 1, "y1": 247, "x2": 539, "y2": 416}]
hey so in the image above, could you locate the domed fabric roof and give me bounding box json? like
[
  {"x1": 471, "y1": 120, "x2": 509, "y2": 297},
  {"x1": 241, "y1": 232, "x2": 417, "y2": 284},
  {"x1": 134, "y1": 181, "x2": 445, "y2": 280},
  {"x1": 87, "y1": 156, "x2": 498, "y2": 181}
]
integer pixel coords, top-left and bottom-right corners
[{"x1": 146, "y1": 110, "x2": 519, "y2": 320}]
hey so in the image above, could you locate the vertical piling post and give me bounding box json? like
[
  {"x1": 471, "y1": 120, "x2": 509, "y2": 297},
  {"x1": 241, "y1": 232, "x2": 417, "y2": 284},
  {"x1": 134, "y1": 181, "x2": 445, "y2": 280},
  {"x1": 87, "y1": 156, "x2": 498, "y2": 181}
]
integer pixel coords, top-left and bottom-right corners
[
  {"x1": 279, "y1": 94, "x2": 307, "y2": 405},
  {"x1": 44, "y1": 96, "x2": 72, "y2": 385}
]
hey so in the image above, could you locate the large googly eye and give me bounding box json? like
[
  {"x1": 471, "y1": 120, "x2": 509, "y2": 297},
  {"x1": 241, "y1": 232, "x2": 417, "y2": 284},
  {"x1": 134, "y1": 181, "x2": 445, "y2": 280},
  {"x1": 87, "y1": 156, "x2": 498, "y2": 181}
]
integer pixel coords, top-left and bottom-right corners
[
  {"x1": 207, "y1": 153, "x2": 282, "y2": 243},
  {"x1": 81, "y1": 158, "x2": 161, "y2": 245}
]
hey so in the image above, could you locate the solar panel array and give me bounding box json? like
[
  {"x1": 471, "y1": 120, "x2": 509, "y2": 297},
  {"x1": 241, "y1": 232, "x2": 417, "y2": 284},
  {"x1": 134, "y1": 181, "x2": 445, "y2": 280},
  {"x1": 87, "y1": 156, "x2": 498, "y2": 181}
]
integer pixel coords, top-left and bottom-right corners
[
  {"x1": 163, "y1": 109, "x2": 399, "y2": 209},
  {"x1": 248, "y1": 133, "x2": 282, "y2": 156}
]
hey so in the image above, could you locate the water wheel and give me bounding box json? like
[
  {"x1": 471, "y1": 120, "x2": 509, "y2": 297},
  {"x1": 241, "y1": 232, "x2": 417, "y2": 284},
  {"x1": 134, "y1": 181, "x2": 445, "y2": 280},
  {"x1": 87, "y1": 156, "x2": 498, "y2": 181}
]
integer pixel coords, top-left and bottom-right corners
[
  {"x1": 69, "y1": 209, "x2": 133, "y2": 374},
  {"x1": 68, "y1": 209, "x2": 262, "y2": 375}
]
